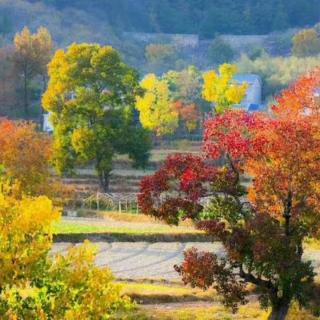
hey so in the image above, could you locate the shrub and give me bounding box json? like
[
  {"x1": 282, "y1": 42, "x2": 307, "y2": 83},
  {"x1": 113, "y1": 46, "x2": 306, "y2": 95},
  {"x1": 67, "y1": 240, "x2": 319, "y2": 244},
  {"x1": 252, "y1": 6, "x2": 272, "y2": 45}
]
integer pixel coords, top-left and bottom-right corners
[
  {"x1": 208, "y1": 38, "x2": 235, "y2": 65},
  {"x1": 0, "y1": 184, "x2": 133, "y2": 319}
]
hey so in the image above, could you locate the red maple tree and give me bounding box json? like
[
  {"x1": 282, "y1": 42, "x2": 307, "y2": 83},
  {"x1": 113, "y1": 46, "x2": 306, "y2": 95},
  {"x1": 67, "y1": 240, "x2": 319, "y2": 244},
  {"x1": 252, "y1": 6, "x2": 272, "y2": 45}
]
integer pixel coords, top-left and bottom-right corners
[{"x1": 139, "y1": 69, "x2": 320, "y2": 319}]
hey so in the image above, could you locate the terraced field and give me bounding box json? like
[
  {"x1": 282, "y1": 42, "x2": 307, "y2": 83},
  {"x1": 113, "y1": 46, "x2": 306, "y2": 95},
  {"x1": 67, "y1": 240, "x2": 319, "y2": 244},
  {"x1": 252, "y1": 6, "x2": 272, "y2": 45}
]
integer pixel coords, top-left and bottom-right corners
[
  {"x1": 52, "y1": 228, "x2": 320, "y2": 281},
  {"x1": 52, "y1": 213, "x2": 320, "y2": 319}
]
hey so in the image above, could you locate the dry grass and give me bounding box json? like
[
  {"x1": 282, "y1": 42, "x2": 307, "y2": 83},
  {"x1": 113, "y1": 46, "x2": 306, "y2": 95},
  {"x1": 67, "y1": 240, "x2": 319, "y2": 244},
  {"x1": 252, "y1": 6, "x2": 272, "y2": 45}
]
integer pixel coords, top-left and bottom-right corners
[
  {"x1": 304, "y1": 238, "x2": 320, "y2": 250},
  {"x1": 115, "y1": 282, "x2": 320, "y2": 320},
  {"x1": 120, "y1": 281, "x2": 218, "y2": 304},
  {"x1": 99, "y1": 211, "x2": 195, "y2": 227},
  {"x1": 115, "y1": 303, "x2": 268, "y2": 320},
  {"x1": 115, "y1": 302, "x2": 319, "y2": 320}
]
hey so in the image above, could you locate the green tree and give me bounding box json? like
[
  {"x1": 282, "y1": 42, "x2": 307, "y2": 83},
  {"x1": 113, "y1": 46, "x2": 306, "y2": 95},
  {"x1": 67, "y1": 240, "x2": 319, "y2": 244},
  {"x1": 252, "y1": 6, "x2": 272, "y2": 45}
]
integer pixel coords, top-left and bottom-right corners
[
  {"x1": 0, "y1": 47, "x2": 18, "y2": 116},
  {"x1": 292, "y1": 28, "x2": 320, "y2": 57},
  {"x1": 208, "y1": 37, "x2": 235, "y2": 66},
  {"x1": 0, "y1": 10, "x2": 12, "y2": 35},
  {"x1": 42, "y1": 43, "x2": 151, "y2": 192},
  {"x1": 13, "y1": 26, "x2": 53, "y2": 117},
  {"x1": 272, "y1": 0, "x2": 289, "y2": 30},
  {"x1": 145, "y1": 43, "x2": 177, "y2": 73},
  {"x1": 237, "y1": 54, "x2": 320, "y2": 100}
]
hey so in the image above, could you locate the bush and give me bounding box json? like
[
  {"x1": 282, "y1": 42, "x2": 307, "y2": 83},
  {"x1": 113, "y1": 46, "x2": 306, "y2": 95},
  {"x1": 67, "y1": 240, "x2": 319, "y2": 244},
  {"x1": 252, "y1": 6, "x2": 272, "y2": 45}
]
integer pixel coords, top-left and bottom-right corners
[
  {"x1": 292, "y1": 28, "x2": 320, "y2": 57},
  {"x1": 208, "y1": 38, "x2": 235, "y2": 65},
  {"x1": 145, "y1": 43, "x2": 177, "y2": 72},
  {"x1": 0, "y1": 242, "x2": 133, "y2": 319},
  {"x1": 237, "y1": 54, "x2": 320, "y2": 99},
  {"x1": 0, "y1": 184, "x2": 133, "y2": 319}
]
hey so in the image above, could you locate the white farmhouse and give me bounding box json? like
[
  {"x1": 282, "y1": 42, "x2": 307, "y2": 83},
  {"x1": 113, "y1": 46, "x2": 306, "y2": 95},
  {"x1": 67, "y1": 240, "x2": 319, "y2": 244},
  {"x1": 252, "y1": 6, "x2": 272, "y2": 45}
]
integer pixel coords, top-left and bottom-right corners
[
  {"x1": 42, "y1": 113, "x2": 54, "y2": 133},
  {"x1": 234, "y1": 74, "x2": 263, "y2": 112}
]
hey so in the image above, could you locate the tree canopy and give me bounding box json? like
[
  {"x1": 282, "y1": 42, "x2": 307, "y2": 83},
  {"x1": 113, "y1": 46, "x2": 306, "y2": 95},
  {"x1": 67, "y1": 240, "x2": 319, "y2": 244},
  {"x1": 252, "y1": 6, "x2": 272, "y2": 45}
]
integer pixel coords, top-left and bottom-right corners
[
  {"x1": 136, "y1": 73, "x2": 179, "y2": 136},
  {"x1": 33, "y1": 0, "x2": 320, "y2": 37},
  {"x1": 42, "y1": 43, "x2": 151, "y2": 191},
  {"x1": 202, "y1": 64, "x2": 248, "y2": 113},
  {"x1": 292, "y1": 28, "x2": 320, "y2": 57},
  {"x1": 13, "y1": 26, "x2": 53, "y2": 116},
  {"x1": 139, "y1": 68, "x2": 320, "y2": 319}
]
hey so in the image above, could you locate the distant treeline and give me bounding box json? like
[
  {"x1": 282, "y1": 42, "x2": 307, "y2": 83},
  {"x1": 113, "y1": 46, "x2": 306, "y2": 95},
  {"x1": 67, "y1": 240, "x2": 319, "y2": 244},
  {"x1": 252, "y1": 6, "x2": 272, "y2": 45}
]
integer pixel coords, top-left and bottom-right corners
[{"x1": 40, "y1": 0, "x2": 319, "y2": 37}]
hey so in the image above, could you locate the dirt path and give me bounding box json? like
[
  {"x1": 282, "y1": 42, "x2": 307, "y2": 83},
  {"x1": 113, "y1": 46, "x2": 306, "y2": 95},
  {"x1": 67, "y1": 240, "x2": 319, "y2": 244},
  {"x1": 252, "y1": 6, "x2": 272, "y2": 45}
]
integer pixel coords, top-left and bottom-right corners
[{"x1": 52, "y1": 241, "x2": 320, "y2": 281}]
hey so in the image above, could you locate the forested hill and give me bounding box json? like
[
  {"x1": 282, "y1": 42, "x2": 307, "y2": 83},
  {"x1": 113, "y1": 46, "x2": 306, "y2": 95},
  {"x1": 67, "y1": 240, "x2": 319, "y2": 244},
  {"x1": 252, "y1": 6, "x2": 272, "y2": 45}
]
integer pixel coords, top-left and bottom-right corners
[{"x1": 1, "y1": 0, "x2": 320, "y2": 40}]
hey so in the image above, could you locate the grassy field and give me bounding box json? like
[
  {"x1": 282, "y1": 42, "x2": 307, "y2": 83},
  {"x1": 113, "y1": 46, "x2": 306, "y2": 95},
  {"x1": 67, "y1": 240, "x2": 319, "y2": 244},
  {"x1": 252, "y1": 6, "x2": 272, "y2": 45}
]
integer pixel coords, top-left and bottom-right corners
[
  {"x1": 55, "y1": 210, "x2": 202, "y2": 235},
  {"x1": 52, "y1": 214, "x2": 210, "y2": 241},
  {"x1": 118, "y1": 282, "x2": 319, "y2": 319},
  {"x1": 53, "y1": 220, "x2": 201, "y2": 235},
  {"x1": 116, "y1": 281, "x2": 266, "y2": 319},
  {"x1": 131, "y1": 304, "x2": 319, "y2": 320},
  {"x1": 53, "y1": 211, "x2": 320, "y2": 319},
  {"x1": 134, "y1": 304, "x2": 269, "y2": 320},
  {"x1": 121, "y1": 281, "x2": 218, "y2": 304}
]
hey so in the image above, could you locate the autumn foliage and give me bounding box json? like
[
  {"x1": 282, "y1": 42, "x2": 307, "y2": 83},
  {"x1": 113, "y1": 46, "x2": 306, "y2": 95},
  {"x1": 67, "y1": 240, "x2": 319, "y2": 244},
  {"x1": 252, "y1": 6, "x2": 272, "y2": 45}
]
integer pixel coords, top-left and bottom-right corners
[
  {"x1": 202, "y1": 64, "x2": 248, "y2": 113},
  {"x1": 272, "y1": 67, "x2": 320, "y2": 117},
  {"x1": 136, "y1": 73, "x2": 179, "y2": 136},
  {"x1": 0, "y1": 119, "x2": 132, "y2": 318},
  {"x1": 139, "y1": 68, "x2": 320, "y2": 318},
  {"x1": 0, "y1": 185, "x2": 132, "y2": 319},
  {"x1": 172, "y1": 101, "x2": 199, "y2": 132},
  {"x1": 0, "y1": 119, "x2": 52, "y2": 195}
]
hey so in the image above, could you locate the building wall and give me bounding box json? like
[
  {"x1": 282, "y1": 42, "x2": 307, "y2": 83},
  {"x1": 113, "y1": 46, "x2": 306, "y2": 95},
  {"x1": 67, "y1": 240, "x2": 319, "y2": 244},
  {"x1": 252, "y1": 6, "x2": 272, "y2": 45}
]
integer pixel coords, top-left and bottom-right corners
[
  {"x1": 244, "y1": 79, "x2": 262, "y2": 105},
  {"x1": 43, "y1": 113, "x2": 53, "y2": 132}
]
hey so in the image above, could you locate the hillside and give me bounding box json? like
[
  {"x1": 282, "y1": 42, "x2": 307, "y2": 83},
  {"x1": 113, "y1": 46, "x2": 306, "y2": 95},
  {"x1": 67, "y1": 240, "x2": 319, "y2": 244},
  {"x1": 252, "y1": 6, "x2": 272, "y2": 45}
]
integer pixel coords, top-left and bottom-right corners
[{"x1": 1, "y1": 0, "x2": 319, "y2": 43}]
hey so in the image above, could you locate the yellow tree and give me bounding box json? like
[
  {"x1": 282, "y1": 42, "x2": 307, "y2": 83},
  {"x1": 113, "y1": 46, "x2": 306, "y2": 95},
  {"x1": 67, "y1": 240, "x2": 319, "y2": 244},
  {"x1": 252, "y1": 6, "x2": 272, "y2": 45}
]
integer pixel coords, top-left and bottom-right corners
[
  {"x1": 0, "y1": 183, "x2": 60, "y2": 288},
  {"x1": 0, "y1": 185, "x2": 132, "y2": 318},
  {"x1": 136, "y1": 73, "x2": 179, "y2": 136},
  {"x1": 13, "y1": 26, "x2": 53, "y2": 116},
  {"x1": 202, "y1": 64, "x2": 248, "y2": 113}
]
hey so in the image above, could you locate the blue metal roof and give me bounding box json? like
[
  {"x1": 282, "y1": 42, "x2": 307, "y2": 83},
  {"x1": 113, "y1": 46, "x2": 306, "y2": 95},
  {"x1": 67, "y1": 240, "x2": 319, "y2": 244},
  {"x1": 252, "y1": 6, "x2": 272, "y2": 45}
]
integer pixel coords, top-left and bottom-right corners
[
  {"x1": 248, "y1": 103, "x2": 263, "y2": 112},
  {"x1": 234, "y1": 74, "x2": 261, "y2": 83}
]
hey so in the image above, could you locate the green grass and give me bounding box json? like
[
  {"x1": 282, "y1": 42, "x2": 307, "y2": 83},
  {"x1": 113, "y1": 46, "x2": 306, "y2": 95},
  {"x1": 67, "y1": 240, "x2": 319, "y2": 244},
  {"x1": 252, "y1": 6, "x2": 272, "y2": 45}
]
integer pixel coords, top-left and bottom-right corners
[
  {"x1": 53, "y1": 221, "x2": 202, "y2": 235},
  {"x1": 52, "y1": 219, "x2": 210, "y2": 241}
]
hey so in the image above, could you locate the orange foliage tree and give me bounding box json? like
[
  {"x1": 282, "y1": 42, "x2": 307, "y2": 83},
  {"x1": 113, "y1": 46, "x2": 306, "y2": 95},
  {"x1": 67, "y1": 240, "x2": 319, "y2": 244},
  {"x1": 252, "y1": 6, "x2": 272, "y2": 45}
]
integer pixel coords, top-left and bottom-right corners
[
  {"x1": 0, "y1": 119, "x2": 52, "y2": 195},
  {"x1": 272, "y1": 67, "x2": 320, "y2": 117},
  {"x1": 172, "y1": 101, "x2": 199, "y2": 132},
  {"x1": 139, "y1": 69, "x2": 320, "y2": 319}
]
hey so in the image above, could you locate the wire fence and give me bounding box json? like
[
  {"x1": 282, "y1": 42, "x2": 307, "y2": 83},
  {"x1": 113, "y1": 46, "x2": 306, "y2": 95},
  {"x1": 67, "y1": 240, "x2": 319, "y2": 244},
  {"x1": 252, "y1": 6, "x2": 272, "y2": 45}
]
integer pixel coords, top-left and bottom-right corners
[{"x1": 82, "y1": 192, "x2": 139, "y2": 213}]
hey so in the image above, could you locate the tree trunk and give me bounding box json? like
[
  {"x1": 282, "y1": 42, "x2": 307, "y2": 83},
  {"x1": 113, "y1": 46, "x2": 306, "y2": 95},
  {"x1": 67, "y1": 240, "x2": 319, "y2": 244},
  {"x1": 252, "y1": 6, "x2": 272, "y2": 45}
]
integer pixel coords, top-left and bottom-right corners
[
  {"x1": 98, "y1": 170, "x2": 110, "y2": 193},
  {"x1": 268, "y1": 303, "x2": 290, "y2": 320},
  {"x1": 41, "y1": 74, "x2": 47, "y2": 115},
  {"x1": 23, "y1": 70, "x2": 29, "y2": 117}
]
